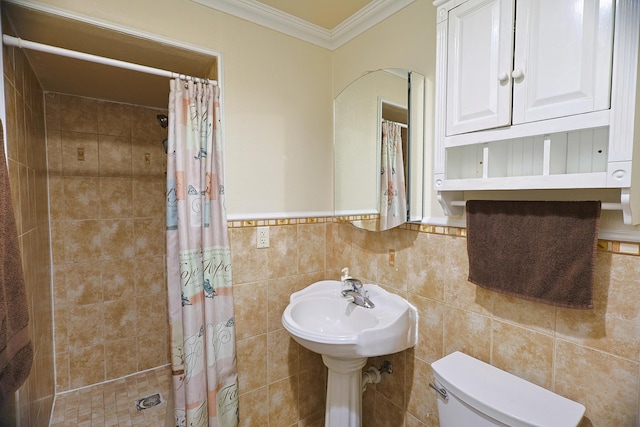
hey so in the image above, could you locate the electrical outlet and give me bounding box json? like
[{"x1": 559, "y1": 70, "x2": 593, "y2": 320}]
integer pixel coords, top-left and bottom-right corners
[
  {"x1": 256, "y1": 226, "x2": 269, "y2": 248},
  {"x1": 389, "y1": 249, "x2": 395, "y2": 267}
]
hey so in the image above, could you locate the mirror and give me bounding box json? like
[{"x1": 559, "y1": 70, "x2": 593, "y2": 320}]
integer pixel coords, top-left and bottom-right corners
[{"x1": 334, "y1": 69, "x2": 424, "y2": 231}]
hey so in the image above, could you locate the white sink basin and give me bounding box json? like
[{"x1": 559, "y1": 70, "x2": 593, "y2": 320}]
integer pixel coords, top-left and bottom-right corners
[{"x1": 281, "y1": 280, "x2": 418, "y2": 358}]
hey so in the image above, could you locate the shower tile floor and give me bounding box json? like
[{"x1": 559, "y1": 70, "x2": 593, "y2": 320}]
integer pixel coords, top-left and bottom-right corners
[{"x1": 49, "y1": 366, "x2": 172, "y2": 427}]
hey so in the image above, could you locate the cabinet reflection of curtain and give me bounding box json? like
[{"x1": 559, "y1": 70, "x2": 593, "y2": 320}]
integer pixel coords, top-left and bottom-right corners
[{"x1": 380, "y1": 120, "x2": 407, "y2": 229}]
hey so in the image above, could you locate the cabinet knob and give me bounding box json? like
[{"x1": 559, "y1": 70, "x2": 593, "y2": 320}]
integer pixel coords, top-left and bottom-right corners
[
  {"x1": 497, "y1": 72, "x2": 509, "y2": 83},
  {"x1": 511, "y1": 68, "x2": 524, "y2": 80}
]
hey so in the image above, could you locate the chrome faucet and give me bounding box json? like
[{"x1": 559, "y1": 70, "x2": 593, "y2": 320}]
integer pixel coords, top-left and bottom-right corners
[{"x1": 340, "y1": 269, "x2": 375, "y2": 309}]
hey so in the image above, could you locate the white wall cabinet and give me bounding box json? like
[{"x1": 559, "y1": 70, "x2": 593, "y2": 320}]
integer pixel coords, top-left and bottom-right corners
[{"x1": 433, "y1": 0, "x2": 640, "y2": 224}]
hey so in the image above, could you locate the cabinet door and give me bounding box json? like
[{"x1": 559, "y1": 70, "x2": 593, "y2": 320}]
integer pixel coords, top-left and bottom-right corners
[
  {"x1": 512, "y1": 0, "x2": 614, "y2": 124},
  {"x1": 446, "y1": 0, "x2": 515, "y2": 136}
]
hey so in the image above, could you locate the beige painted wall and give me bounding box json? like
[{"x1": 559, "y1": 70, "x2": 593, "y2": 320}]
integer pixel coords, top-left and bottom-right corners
[{"x1": 33, "y1": 0, "x2": 334, "y2": 218}]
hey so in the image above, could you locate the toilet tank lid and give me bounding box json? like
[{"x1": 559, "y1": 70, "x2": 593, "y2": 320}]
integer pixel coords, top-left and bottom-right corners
[{"x1": 431, "y1": 352, "x2": 585, "y2": 427}]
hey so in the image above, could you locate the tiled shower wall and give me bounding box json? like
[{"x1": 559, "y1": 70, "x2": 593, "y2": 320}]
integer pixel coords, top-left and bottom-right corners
[
  {"x1": 44, "y1": 93, "x2": 169, "y2": 391},
  {"x1": 2, "y1": 25, "x2": 55, "y2": 426}
]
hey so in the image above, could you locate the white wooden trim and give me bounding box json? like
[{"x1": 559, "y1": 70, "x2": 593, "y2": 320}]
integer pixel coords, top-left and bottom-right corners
[
  {"x1": 227, "y1": 211, "x2": 334, "y2": 221},
  {"x1": 190, "y1": 0, "x2": 415, "y2": 50}
]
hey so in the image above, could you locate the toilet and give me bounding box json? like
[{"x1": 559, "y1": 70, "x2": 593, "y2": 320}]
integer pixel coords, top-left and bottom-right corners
[{"x1": 430, "y1": 351, "x2": 585, "y2": 427}]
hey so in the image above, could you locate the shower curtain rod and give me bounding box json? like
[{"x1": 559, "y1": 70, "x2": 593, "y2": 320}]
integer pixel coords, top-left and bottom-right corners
[
  {"x1": 382, "y1": 119, "x2": 408, "y2": 129},
  {"x1": 2, "y1": 34, "x2": 217, "y2": 85}
]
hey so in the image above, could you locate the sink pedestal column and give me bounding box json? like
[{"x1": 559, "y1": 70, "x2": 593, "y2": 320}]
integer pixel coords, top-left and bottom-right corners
[{"x1": 321, "y1": 355, "x2": 367, "y2": 427}]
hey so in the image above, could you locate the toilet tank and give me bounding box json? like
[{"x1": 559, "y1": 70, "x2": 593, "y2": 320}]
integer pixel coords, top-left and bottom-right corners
[{"x1": 431, "y1": 351, "x2": 585, "y2": 427}]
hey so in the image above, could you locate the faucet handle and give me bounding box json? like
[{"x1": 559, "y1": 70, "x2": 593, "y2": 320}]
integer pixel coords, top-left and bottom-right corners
[{"x1": 343, "y1": 278, "x2": 363, "y2": 292}]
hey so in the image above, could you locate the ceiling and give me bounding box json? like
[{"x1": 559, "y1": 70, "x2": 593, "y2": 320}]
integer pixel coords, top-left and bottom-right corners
[
  {"x1": 2, "y1": 0, "x2": 413, "y2": 108},
  {"x1": 256, "y1": 0, "x2": 374, "y2": 30}
]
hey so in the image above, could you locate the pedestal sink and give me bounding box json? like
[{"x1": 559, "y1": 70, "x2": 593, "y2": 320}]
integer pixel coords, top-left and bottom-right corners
[{"x1": 281, "y1": 280, "x2": 418, "y2": 426}]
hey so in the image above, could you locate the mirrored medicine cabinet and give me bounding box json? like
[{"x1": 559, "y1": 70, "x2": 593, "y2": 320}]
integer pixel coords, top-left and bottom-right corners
[{"x1": 334, "y1": 69, "x2": 425, "y2": 231}]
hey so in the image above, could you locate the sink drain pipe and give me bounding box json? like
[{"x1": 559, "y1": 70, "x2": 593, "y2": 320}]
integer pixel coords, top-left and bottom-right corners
[{"x1": 362, "y1": 360, "x2": 393, "y2": 392}]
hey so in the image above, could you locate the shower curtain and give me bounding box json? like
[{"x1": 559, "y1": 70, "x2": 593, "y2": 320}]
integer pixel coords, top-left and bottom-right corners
[
  {"x1": 380, "y1": 120, "x2": 407, "y2": 229},
  {"x1": 166, "y1": 79, "x2": 238, "y2": 427}
]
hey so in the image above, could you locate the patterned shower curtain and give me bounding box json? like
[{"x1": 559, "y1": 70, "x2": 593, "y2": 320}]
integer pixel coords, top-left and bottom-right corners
[
  {"x1": 166, "y1": 79, "x2": 238, "y2": 427},
  {"x1": 380, "y1": 120, "x2": 407, "y2": 229}
]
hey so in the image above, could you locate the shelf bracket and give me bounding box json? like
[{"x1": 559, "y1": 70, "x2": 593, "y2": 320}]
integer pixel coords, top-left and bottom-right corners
[{"x1": 437, "y1": 191, "x2": 465, "y2": 217}]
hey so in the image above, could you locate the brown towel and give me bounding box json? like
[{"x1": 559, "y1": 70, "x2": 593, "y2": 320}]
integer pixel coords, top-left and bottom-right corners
[
  {"x1": 0, "y1": 137, "x2": 33, "y2": 406},
  {"x1": 466, "y1": 200, "x2": 600, "y2": 309}
]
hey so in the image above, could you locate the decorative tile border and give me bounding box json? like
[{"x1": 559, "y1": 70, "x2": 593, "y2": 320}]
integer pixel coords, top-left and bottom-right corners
[
  {"x1": 597, "y1": 240, "x2": 640, "y2": 256},
  {"x1": 228, "y1": 216, "x2": 329, "y2": 228},
  {"x1": 227, "y1": 216, "x2": 640, "y2": 256}
]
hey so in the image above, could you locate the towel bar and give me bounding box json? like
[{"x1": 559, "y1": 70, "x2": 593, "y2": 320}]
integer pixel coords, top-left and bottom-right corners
[{"x1": 448, "y1": 200, "x2": 621, "y2": 210}]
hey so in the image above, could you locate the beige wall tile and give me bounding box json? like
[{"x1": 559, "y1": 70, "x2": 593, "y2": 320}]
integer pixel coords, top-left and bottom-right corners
[
  {"x1": 267, "y1": 225, "x2": 298, "y2": 279},
  {"x1": 233, "y1": 281, "x2": 267, "y2": 340},
  {"x1": 105, "y1": 338, "x2": 138, "y2": 380},
  {"x1": 61, "y1": 131, "x2": 99, "y2": 176},
  {"x1": 4, "y1": 79, "x2": 18, "y2": 160},
  {"x1": 44, "y1": 93, "x2": 61, "y2": 131},
  {"x1": 137, "y1": 333, "x2": 168, "y2": 371},
  {"x1": 237, "y1": 334, "x2": 267, "y2": 393},
  {"x1": 14, "y1": 91, "x2": 26, "y2": 165},
  {"x1": 69, "y1": 345, "x2": 105, "y2": 389},
  {"x1": 100, "y1": 177, "x2": 132, "y2": 218},
  {"x1": 7, "y1": 158, "x2": 20, "y2": 227},
  {"x1": 135, "y1": 256, "x2": 165, "y2": 295},
  {"x1": 131, "y1": 106, "x2": 167, "y2": 140},
  {"x1": 101, "y1": 219, "x2": 135, "y2": 259},
  {"x1": 102, "y1": 258, "x2": 135, "y2": 301},
  {"x1": 55, "y1": 351, "x2": 70, "y2": 393},
  {"x1": 267, "y1": 329, "x2": 298, "y2": 384},
  {"x1": 238, "y1": 386, "x2": 268, "y2": 427},
  {"x1": 63, "y1": 176, "x2": 100, "y2": 220},
  {"x1": 134, "y1": 217, "x2": 164, "y2": 256},
  {"x1": 105, "y1": 298, "x2": 137, "y2": 341},
  {"x1": 444, "y1": 237, "x2": 494, "y2": 315},
  {"x1": 135, "y1": 295, "x2": 166, "y2": 334},
  {"x1": 406, "y1": 356, "x2": 437, "y2": 424},
  {"x1": 297, "y1": 223, "x2": 325, "y2": 274},
  {"x1": 98, "y1": 100, "x2": 131, "y2": 137},
  {"x1": 557, "y1": 252, "x2": 640, "y2": 361},
  {"x1": 492, "y1": 320, "x2": 553, "y2": 389},
  {"x1": 65, "y1": 261, "x2": 103, "y2": 305},
  {"x1": 68, "y1": 303, "x2": 104, "y2": 349},
  {"x1": 443, "y1": 306, "x2": 491, "y2": 363},
  {"x1": 555, "y1": 339, "x2": 639, "y2": 426},
  {"x1": 47, "y1": 130, "x2": 62, "y2": 176},
  {"x1": 492, "y1": 292, "x2": 556, "y2": 335},
  {"x1": 59, "y1": 95, "x2": 98, "y2": 133},
  {"x1": 132, "y1": 137, "x2": 165, "y2": 177},
  {"x1": 375, "y1": 351, "x2": 406, "y2": 409},
  {"x1": 98, "y1": 135, "x2": 132, "y2": 177},
  {"x1": 267, "y1": 275, "x2": 302, "y2": 332},
  {"x1": 268, "y1": 376, "x2": 298, "y2": 426},
  {"x1": 54, "y1": 308, "x2": 69, "y2": 354},
  {"x1": 50, "y1": 220, "x2": 65, "y2": 265},
  {"x1": 404, "y1": 413, "x2": 428, "y2": 427},
  {"x1": 297, "y1": 361, "x2": 326, "y2": 420},
  {"x1": 409, "y1": 294, "x2": 443, "y2": 364},
  {"x1": 64, "y1": 219, "x2": 102, "y2": 262},
  {"x1": 132, "y1": 177, "x2": 164, "y2": 218},
  {"x1": 373, "y1": 393, "x2": 405, "y2": 427},
  {"x1": 230, "y1": 227, "x2": 269, "y2": 284},
  {"x1": 376, "y1": 227, "x2": 412, "y2": 292}
]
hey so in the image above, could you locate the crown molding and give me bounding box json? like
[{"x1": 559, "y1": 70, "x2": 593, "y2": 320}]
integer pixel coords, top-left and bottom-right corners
[{"x1": 190, "y1": 0, "x2": 415, "y2": 50}]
